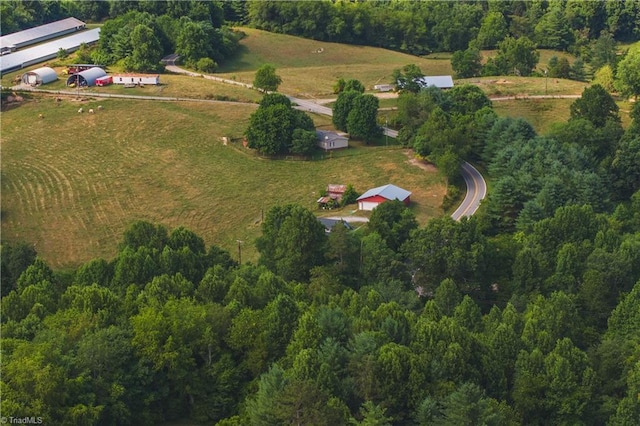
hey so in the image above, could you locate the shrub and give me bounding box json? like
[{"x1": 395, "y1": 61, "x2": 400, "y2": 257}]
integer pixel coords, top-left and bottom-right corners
[
  {"x1": 197, "y1": 57, "x2": 218, "y2": 73},
  {"x1": 341, "y1": 184, "x2": 360, "y2": 206}
]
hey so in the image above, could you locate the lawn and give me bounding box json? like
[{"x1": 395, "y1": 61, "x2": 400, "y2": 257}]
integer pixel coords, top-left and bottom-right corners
[
  {"x1": 492, "y1": 98, "x2": 575, "y2": 134},
  {"x1": 458, "y1": 76, "x2": 589, "y2": 97},
  {"x1": 1, "y1": 97, "x2": 446, "y2": 269}
]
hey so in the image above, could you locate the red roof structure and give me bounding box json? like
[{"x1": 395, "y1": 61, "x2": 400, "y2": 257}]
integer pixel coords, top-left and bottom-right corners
[{"x1": 357, "y1": 184, "x2": 411, "y2": 211}]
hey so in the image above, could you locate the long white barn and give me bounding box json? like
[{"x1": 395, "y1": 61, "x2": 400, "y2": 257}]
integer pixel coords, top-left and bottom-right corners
[
  {"x1": 1, "y1": 18, "x2": 86, "y2": 54},
  {"x1": 0, "y1": 28, "x2": 100, "y2": 74}
]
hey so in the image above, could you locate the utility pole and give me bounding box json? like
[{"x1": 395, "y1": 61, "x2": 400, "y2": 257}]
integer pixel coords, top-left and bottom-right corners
[
  {"x1": 544, "y1": 69, "x2": 548, "y2": 95},
  {"x1": 385, "y1": 116, "x2": 388, "y2": 146}
]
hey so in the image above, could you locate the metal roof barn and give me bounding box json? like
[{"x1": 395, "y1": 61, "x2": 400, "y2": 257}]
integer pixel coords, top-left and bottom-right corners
[
  {"x1": 415, "y1": 75, "x2": 454, "y2": 89},
  {"x1": 21, "y1": 66, "x2": 58, "y2": 85},
  {"x1": 1, "y1": 18, "x2": 86, "y2": 53},
  {"x1": 357, "y1": 184, "x2": 412, "y2": 211},
  {"x1": 66, "y1": 66, "x2": 106, "y2": 87},
  {"x1": 0, "y1": 28, "x2": 100, "y2": 74}
]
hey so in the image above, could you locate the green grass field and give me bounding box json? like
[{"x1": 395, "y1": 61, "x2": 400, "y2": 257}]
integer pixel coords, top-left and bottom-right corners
[
  {"x1": 5, "y1": 27, "x2": 633, "y2": 269},
  {"x1": 1, "y1": 97, "x2": 445, "y2": 268},
  {"x1": 216, "y1": 28, "x2": 453, "y2": 98}
]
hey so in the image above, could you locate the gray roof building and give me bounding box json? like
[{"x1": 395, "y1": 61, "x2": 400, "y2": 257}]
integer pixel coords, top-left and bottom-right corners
[
  {"x1": 318, "y1": 218, "x2": 354, "y2": 233},
  {"x1": 21, "y1": 66, "x2": 58, "y2": 85},
  {"x1": 415, "y1": 75, "x2": 454, "y2": 89},
  {"x1": 1, "y1": 18, "x2": 86, "y2": 53},
  {"x1": 66, "y1": 66, "x2": 106, "y2": 87},
  {"x1": 0, "y1": 28, "x2": 100, "y2": 74}
]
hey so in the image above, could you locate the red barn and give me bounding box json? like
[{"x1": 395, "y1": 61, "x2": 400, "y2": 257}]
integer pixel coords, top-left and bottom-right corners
[{"x1": 357, "y1": 184, "x2": 411, "y2": 211}]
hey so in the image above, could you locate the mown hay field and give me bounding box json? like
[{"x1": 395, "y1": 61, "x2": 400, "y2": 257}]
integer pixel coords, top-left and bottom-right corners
[
  {"x1": 1, "y1": 97, "x2": 445, "y2": 268},
  {"x1": 216, "y1": 28, "x2": 453, "y2": 97}
]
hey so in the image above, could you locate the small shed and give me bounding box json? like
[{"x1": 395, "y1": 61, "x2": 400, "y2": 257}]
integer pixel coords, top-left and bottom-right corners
[
  {"x1": 357, "y1": 184, "x2": 412, "y2": 211},
  {"x1": 21, "y1": 66, "x2": 57, "y2": 85},
  {"x1": 374, "y1": 84, "x2": 394, "y2": 92},
  {"x1": 66, "y1": 66, "x2": 106, "y2": 87},
  {"x1": 317, "y1": 130, "x2": 348, "y2": 150},
  {"x1": 112, "y1": 74, "x2": 160, "y2": 85}
]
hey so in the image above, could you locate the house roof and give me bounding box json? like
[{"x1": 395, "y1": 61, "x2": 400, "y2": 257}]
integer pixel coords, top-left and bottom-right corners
[
  {"x1": 357, "y1": 184, "x2": 411, "y2": 202},
  {"x1": 415, "y1": 75, "x2": 454, "y2": 89},
  {"x1": 317, "y1": 130, "x2": 348, "y2": 142},
  {"x1": 327, "y1": 184, "x2": 346, "y2": 194},
  {"x1": 318, "y1": 218, "x2": 354, "y2": 232},
  {"x1": 0, "y1": 17, "x2": 85, "y2": 50}
]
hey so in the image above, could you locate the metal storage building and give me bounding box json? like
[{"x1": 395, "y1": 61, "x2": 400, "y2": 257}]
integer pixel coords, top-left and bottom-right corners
[
  {"x1": 357, "y1": 184, "x2": 412, "y2": 211},
  {"x1": 415, "y1": 75, "x2": 454, "y2": 89},
  {"x1": 21, "y1": 66, "x2": 57, "y2": 85},
  {"x1": 0, "y1": 28, "x2": 100, "y2": 74},
  {"x1": 1, "y1": 18, "x2": 86, "y2": 54},
  {"x1": 66, "y1": 66, "x2": 107, "y2": 87}
]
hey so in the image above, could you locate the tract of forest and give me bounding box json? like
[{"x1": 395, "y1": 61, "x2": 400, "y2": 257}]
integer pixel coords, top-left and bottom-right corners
[{"x1": 1, "y1": 97, "x2": 446, "y2": 269}]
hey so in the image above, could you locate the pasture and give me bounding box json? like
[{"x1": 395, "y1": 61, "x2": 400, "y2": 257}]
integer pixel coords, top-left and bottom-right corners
[
  {"x1": 1, "y1": 97, "x2": 446, "y2": 269},
  {"x1": 216, "y1": 28, "x2": 453, "y2": 97}
]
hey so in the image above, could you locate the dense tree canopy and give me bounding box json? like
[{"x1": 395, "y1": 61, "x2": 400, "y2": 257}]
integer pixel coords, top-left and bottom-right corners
[{"x1": 245, "y1": 93, "x2": 315, "y2": 156}]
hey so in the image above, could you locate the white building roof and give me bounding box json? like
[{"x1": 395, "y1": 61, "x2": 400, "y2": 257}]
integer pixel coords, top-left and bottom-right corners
[
  {"x1": 316, "y1": 130, "x2": 348, "y2": 142},
  {"x1": 0, "y1": 17, "x2": 85, "y2": 50},
  {"x1": 357, "y1": 184, "x2": 412, "y2": 201},
  {"x1": 23, "y1": 66, "x2": 58, "y2": 84},
  {"x1": 415, "y1": 75, "x2": 454, "y2": 89},
  {"x1": 0, "y1": 28, "x2": 100, "y2": 74}
]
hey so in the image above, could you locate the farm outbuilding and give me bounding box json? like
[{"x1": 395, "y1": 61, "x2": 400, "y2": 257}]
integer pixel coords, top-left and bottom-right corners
[
  {"x1": 66, "y1": 66, "x2": 106, "y2": 87},
  {"x1": 374, "y1": 84, "x2": 394, "y2": 92},
  {"x1": 95, "y1": 76, "x2": 112, "y2": 86},
  {"x1": 317, "y1": 130, "x2": 348, "y2": 150},
  {"x1": 1, "y1": 28, "x2": 100, "y2": 74},
  {"x1": 21, "y1": 66, "x2": 57, "y2": 86},
  {"x1": 0, "y1": 17, "x2": 86, "y2": 55},
  {"x1": 357, "y1": 184, "x2": 412, "y2": 211},
  {"x1": 415, "y1": 75, "x2": 454, "y2": 89},
  {"x1": 113, "y1": 74, "x2": 160, "y2": 85}
]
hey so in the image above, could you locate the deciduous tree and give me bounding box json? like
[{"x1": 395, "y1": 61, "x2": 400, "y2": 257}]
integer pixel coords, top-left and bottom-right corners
[
  {"x1": 253, "y1": 64, "x2": 282, "y2": 92},
  {"x1": 615, "y1": 48, "x2": 640, "y2": 100}
]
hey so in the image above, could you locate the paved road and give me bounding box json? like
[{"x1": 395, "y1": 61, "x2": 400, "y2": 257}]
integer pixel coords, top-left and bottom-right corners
[
  {"x1": 451, "y1": 162, "x2": 486, "y2": 220},
  {"x1": 385, "y1": 127, "x2": 486, "y2": 220}
]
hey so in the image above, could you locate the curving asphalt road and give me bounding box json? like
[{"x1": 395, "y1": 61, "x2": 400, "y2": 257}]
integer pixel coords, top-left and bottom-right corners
[
  {"x1": 451, "y1": 162, "x2": 486, "y2": 220},
  {"x1": 383, "y1": 129, "x2": 485, "y2": 220}
]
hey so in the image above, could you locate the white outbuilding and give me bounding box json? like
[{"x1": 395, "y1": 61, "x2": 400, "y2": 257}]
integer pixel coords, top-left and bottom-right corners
[
  {"x1": 21, "y1": 66, "x2": 57, "y2": 86},
  {"x1": 112, "y1": 74, "x2": 160, "y2": 85},
  {"x1": 317, "y1": 130, "x2": 349, "y2": 150}
]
